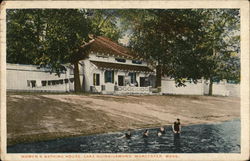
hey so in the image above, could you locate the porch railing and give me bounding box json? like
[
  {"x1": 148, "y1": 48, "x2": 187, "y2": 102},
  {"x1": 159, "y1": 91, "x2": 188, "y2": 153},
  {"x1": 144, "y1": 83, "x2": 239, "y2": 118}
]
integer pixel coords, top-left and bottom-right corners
[{"x1": 114, "y1": 86, "x2": 151, "y2": 94}]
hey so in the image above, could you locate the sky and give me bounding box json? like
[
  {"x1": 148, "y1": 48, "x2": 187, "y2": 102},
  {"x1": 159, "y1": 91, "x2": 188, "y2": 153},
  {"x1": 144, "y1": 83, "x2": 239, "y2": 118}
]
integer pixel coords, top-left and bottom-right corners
[{"x1": 118, "y1": 33, "x2": 130, "y2": 46}]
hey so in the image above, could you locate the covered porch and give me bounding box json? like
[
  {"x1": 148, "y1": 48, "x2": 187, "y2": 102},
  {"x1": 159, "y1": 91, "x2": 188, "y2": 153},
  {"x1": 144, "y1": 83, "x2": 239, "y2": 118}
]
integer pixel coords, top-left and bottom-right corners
[{"x1": 89, "y1": 61, "x2": 154, "y2": 95}]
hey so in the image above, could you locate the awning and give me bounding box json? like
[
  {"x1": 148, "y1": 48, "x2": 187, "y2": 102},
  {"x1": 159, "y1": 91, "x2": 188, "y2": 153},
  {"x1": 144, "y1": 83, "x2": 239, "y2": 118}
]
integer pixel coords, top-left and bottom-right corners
[{"x1": 90, "y1": 61, "x2": 154, "y2": 73}]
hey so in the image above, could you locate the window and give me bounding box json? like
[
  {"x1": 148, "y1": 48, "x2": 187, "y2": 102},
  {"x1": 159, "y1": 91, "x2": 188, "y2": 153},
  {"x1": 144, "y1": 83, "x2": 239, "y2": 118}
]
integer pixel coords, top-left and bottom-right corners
[
  {"x1": 64, "y1": 79, "x2": 69, "y2": 84},
  {"x1": 93, "y1": 73, "x2": 100, "y2": 86},
  {"x1": 59, "y1": 79, "x2": 64, "y2": 84},
  {"x1": 69, "y1": 78, "x2": 74, "y2": 83},
  {"x1": 97, "y1": 55, "x2": 108, "y2": 59},
  {"x1": 140, "y1": 77, "x2": 149, "y2": 87},
  {"x1": 118, "y1": 75, "x2": 124, "y2": 86},
  {"x1": 105, "y1": 70, "x2": 114, "y2": 83},
  {"x1": 48, "y1": 81, "x2": 52, "y2": 85},
  {"x1": 128, "y1": 72, "x2": 137, "y2": 84},
  {"x1": 115, "y1": 58, "x2": 126, "y2": 63},
  {"x1": 132, "y1": 60, "x2": 142, "y2": 64},
  {"x1": 52, "y1": 80, "x2": 56, "y2": 85},
  {"x1": 27, "y1": 80, "x2": 36, "y2": 88},
  {"x1": 41, "y1": 81, "x2": 47, "y2": 86}
]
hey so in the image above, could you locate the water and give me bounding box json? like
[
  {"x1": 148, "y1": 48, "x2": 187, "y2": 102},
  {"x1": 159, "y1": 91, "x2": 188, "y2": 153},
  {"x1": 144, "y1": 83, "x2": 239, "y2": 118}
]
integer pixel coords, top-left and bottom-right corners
[{"x1": 7, "y1": 119, "x2": 240, "y2": 153}]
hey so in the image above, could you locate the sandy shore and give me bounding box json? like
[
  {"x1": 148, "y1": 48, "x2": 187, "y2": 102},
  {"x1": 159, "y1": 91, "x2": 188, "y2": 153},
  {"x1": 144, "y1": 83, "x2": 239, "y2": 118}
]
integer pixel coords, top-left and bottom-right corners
[{"x1": 7, "y1": 94, "x2": 240, "y2": 146}]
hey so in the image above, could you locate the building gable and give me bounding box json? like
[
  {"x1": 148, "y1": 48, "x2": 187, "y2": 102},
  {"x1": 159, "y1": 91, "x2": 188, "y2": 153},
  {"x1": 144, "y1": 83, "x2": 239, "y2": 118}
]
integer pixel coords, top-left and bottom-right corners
[{"x1": 75, "y1": 36, "x2": 140, "y2": 61}]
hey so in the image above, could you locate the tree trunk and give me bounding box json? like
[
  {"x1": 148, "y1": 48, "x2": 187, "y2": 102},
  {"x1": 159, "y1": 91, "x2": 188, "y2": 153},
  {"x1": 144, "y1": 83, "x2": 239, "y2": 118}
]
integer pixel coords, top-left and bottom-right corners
[
  {"x1": 73, "y1": 61, "x2": 82, "y2": 93},
  {"x1": 156, "y1": 65, "x2": 162, "y2": 88},
  {"x1": 208, "y1": 77, "x2": 213, "y2": 96}
]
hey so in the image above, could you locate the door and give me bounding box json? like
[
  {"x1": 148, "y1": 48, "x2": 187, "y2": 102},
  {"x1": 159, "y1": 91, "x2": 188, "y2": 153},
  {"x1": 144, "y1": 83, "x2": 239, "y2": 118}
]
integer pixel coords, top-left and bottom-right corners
[
  {"x1": 140, "y1": 77, "x2": 145, "y2": 87},
  {"x1": 118, "y1": 75, "x2": 124, "y2": 86}
]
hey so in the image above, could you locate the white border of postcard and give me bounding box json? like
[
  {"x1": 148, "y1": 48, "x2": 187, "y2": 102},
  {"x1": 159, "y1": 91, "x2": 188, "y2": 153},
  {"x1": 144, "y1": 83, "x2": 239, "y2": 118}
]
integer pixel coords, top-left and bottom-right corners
[{"x1": 1, "y1": 0, "x2": 249, "y2": 161}]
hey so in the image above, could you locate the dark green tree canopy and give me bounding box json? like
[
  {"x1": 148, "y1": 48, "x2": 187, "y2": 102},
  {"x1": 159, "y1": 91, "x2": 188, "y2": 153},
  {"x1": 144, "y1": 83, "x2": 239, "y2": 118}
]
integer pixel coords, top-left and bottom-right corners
[
  {"x1": 122, "y1": 9, "x2": 240, "y2": 85},
  {"x1": 7, "y1": 9, "x2": 122, "y2": 73}
]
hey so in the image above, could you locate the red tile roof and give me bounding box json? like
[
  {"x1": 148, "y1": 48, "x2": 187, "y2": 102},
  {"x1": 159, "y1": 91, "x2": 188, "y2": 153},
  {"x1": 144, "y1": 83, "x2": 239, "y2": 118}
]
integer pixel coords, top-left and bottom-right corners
[
  {"x1": 90, "y1": 60, "x2": 153, "y2": 73},
  {"x1": 76, "y1": 36, "x2": 138, "y2": 60}
]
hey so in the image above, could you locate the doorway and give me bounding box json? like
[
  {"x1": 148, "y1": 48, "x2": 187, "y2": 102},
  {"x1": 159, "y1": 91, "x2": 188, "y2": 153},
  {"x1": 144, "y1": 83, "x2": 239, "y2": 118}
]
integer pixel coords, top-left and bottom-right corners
[{"x1": 118, "y1": 75, "x2": 124, "y2": 86}]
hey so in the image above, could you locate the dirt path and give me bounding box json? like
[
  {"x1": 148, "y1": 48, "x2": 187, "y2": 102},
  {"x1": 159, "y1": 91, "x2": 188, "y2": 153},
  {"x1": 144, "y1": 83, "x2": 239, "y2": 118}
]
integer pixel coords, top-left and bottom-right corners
[{"x1": 7, "y1": 94, "x2": 240, "y2": 146}]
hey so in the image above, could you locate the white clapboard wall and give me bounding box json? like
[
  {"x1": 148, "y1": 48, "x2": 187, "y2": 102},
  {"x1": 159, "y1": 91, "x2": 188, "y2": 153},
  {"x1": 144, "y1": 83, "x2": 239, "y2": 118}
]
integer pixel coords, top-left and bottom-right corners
[
  {"x1": 7, "y1": 63, "x2": 75, "y2": 92},
  {"x1": 161, "y1": 78, "x2": 240, "y2": 97}
]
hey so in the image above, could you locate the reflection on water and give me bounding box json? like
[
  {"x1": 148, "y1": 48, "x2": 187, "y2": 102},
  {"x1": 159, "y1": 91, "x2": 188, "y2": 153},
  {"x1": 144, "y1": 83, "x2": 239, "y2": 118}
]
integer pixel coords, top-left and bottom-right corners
[
  {"x1": 7, "y1": 119, "x2": 240, "y2": 153},
  {"x1": 173, "y1": 133, "x2": 181, "y2": 152}
]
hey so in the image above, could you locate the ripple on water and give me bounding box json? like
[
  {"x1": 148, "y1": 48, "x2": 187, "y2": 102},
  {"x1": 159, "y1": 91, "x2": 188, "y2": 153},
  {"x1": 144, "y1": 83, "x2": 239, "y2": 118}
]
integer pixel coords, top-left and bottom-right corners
[{"x1": 7, "y1": 119, "x2": 240, "y2": 153}]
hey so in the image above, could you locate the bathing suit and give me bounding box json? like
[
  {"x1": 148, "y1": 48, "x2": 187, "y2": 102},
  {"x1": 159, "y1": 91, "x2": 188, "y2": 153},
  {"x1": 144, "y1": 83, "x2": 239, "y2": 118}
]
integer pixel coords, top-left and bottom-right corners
[
  {"x1": 125, "y1": 133, "x2": 131, "y2": 139},
  {"x1": 160, "y1": 129, "x2": 165, "y2": 134},
  {"x1": 174, "y1": 123, "x2": 180, "y2": 132}
]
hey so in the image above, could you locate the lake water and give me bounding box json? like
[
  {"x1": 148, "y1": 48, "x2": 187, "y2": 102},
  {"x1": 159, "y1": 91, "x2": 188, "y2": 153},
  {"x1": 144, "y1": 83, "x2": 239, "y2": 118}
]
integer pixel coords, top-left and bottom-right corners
[{"x1": 7, "y1": 119, "x2": 240, "y2": 153}]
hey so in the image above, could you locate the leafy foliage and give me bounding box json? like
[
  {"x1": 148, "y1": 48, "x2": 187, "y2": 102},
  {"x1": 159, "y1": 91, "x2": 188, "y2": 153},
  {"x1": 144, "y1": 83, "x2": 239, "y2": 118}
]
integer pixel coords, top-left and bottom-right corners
[
  {"x1": 124, "y1": 9, "x2": 240, "y2": 86},
  {"x1": 88, "y1": 10, "x2": 123, "y2": 41},
  {"x1": 7, "y1": 9, "x2": 90, "y2": 72},
  {"x1": 7, "y1": 9, "x2": 43, "y2": 64},
  {"x1": 126, "y1": 9, "x2": 207, "y2": 85},
  {"x1": 7, "y1": 9, "x2": 123, "y2": 73},
  {"x1": 7, "y1": 9, "x2": 124, "y2": 92},
  {"x1": 197, "y1": 9, "x2": 240, "y2": 83}
]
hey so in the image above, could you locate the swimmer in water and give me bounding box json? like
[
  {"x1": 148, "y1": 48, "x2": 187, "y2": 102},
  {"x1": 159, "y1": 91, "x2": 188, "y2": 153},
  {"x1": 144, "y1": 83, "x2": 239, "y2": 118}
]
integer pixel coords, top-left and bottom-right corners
[
  {"x1": 125, "y1": 130, "x2": 132, "y2": 139},
  {"x1": 157, "y1": 131, "x2": 162, "y2": 137},
  {"x1": 143, "y1": 129, "x2": 149, "y2": 138},
  {"x1": 159, "y1": 127, "x2": 166, "y2": 134},
  {"x1": 119, "y1": 130, "x2": 132, "y2": 139},
  {"x1": 156, "y1": 126, "x2": 165, "y2": 136},
  {"x1": 172, "y1": 118, "x2": 181, "y2": 134}
]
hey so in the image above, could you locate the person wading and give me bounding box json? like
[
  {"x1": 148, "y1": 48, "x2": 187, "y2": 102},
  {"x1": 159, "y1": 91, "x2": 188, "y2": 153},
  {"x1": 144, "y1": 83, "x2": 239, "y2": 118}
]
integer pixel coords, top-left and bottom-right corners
[{"x1": 172, "y1": 118, "x2": 181, "y2": 134}]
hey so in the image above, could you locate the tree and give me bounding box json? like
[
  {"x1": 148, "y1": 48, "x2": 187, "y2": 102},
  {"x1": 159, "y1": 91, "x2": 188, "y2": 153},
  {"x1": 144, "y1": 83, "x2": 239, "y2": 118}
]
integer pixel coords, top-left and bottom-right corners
[
  {"x1": 88, "y1": 9, "x2": 123, "y2": 42},
  {"x1": 121, "y1": 9, "x2": 240, "y2": 95},
  {"x1": 124, "y1": 9, "x2": 206, "y2": 88},
  {"x1": 7, "y1": 9, "x2": 123, "y2": 92},
  {"x1": 40, "y1": 9, "x2": 91, "y2": 92},
  {"x1": 7, "y1": 9, "x2": 44, "y2": 64},
  {"x1": 7, "y1": 9, "x2": 91, "y2": 92},
  {"x1": 197, "y1": 9, "x2": 240, "y2": 95}
]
